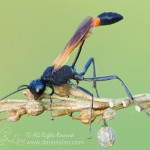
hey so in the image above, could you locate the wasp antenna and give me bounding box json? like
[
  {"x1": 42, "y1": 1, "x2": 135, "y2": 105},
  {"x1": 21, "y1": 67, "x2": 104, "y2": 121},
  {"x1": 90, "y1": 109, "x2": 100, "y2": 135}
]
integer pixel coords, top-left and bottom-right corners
[
  {"x1": 17, "y1": 85, "x2": 29, "y2": 90},
  {"x1": 0, "y1": 87, "x2": 28, "y2": 101}
]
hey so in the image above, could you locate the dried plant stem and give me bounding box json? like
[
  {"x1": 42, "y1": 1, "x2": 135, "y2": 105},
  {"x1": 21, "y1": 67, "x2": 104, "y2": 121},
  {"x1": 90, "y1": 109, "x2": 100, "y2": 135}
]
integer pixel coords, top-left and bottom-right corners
[{"x1": 0, "y1": 84, "x2": 149, "y2": 123}]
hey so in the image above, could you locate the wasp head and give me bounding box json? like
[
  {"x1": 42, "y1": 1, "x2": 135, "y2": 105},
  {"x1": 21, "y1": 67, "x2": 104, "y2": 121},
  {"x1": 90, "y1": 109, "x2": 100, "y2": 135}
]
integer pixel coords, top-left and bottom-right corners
[{"x1": 29, "y1": 79, "x2": 46, "y2": 99}]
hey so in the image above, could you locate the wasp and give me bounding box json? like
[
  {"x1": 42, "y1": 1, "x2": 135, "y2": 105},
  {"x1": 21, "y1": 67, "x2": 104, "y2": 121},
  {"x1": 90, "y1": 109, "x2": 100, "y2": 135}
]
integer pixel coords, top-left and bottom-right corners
[{"x1": 1, "y1": 12, "x2": 148, "y2": 138}]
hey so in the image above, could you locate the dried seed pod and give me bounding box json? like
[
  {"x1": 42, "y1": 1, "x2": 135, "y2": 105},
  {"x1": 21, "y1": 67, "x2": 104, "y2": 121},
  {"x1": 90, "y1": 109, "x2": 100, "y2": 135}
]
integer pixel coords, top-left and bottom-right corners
[
  {"x1": 97, "y1": 126, "x2": 116, "y2": 147},
  {"x1": 78, "y1": 109, "x2": 91, "y2": 124},
  {"x1": 7, "y1": 110, "x2": 20, "y2": 122},
  {"x1": 23, "y1": 89, "x2": 35, "y2": 100},
  {"x1": 135, "y1": 105, "x2": 142, "y2": 112},
  {"x1": 103, "y1": 108, "x2": 115, "y2": 121},
  {"x1": 26, "y1": 100, "x2": 45, "y2": 116},
  {"x1": 54, "y1": 84, "x2": 71, "y2": 97},
  {"x1": 17, "y1": 108, "x2": 27, "y2": 115},
  {"x1": 76, "y1": 110, "x2": 103, "y2": 124}
]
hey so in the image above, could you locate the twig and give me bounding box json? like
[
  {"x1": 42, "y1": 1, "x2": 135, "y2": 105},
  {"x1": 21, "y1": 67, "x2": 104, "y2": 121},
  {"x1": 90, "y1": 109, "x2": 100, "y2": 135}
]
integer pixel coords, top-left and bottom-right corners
[{"x1": 0, "y1": 84, "x2": 149, "y2": 123}]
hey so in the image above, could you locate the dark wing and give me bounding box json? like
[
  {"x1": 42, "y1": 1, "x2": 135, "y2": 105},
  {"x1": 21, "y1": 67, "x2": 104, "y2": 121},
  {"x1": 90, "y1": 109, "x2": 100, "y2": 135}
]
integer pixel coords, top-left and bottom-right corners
[
  {"x1": 51, "y1": 12, "x2": 123, "y2": 71},
  {"x1": 52, "y1": 16, "x2": 95, "y2": 71}
]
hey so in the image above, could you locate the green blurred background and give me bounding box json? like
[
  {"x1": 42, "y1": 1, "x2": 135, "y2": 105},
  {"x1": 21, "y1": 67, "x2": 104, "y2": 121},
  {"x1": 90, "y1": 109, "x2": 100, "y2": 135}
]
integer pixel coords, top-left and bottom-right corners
[{"x1": 0, "y1": 0, "x2": 150, "y2": 149}]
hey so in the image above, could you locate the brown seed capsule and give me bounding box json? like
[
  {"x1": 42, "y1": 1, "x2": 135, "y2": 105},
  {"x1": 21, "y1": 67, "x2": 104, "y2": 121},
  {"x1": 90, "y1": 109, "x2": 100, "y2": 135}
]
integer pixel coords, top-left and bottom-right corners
[
  {"x1": 23, "y1": 89, "x2": 35, "y2": 100},
  {"x1": 7, "y1": 110, "x2": 20, "y2": 122},
  {"x1": 97, "y1": 126, "x2": 116, "y2": 147},
  {"x1": 17, "y1": 108, "x2": 27, "y2": 115},
  {"x1": 26, "y1": 100, "x2": 45, "y2": 116},
  {"x1": 135, "y1": 105, "x2": 142, "y2": 112},
  {"x1": 103, "y1": 108, "x2": 116, "y2": 121},
  {"x1": 54, "y1": 84, "x2": 71, "y2": 97},
  {"x1": 79, "y1": 109, "x2": 91, "y2": 124}
]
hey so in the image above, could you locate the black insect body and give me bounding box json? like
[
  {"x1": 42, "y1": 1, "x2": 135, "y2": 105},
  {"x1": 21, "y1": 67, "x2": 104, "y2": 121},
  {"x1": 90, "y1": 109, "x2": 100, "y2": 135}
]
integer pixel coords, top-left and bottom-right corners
[
  {"x1": 42, "y1": 66, "x2": 74, "y2": 86},
  {"x1": 29, "y1": 66, "x2": 75, "y2": 98},
  {"x1": 30, "y1": 65, "x2": 86, "y2": 98}
]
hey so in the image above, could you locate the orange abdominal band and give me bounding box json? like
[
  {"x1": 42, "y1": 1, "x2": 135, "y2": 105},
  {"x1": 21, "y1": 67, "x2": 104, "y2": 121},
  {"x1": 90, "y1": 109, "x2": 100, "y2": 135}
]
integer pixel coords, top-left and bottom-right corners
[{"x1": 93, "y1": 17, "x2": 101, "y2": 27}]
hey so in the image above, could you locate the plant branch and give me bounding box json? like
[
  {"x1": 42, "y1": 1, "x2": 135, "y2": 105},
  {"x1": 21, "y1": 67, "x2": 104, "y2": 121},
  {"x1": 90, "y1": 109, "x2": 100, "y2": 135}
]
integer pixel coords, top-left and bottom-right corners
[{"x1": 0, "y1": 84, "x2": 150, "y2": 123}]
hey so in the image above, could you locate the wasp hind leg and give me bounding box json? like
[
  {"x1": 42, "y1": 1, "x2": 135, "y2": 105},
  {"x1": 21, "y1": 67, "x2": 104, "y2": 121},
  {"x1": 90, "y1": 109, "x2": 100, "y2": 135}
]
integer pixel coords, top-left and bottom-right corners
[
  {"x1": 82, "y1": 75, "x2": 150, "y2": 117},
  {"x1": 69, "y1": 84, "x2": 94, "y2": 139},
  {"x1": 78, "y1": 57, "x2": 100, "y2": 98}
]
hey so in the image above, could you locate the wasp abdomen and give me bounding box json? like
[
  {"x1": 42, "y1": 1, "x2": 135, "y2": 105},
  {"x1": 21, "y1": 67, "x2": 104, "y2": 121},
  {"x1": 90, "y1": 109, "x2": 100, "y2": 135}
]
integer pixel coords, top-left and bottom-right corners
[{"x1": 97, "y1": 12, "x2": 123, "y2": 26}]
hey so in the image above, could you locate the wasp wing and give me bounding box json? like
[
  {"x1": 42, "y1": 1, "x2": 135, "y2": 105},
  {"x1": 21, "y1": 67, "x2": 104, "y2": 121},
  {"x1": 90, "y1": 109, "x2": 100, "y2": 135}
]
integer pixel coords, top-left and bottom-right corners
[
  {"x1": 51, "y1": 12, "x2": 123, "y2": 71},
  {"x1": 52, "y1": 16, "x2": 94, "y2": 71}
]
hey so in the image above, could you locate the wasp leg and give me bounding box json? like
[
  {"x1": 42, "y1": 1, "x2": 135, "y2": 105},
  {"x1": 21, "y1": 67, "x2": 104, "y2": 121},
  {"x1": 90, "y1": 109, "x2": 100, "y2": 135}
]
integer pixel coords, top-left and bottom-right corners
[
  {"x1": 69, "y1": 113, "x2": 73, "y2": 117},
  {"x1": 82, "y1": 75, "x2": 150, "y2": 117},
  {"x1": 49, "y1": 95, "x2": 54, "y2": 120},
  {"x1": 103, "y1": 119, "x2": 108, "y2": 127},
  {"x1": 69, "y1": 83, "x2": 94, "y2": 139},
  {"x1": 49, "y1": 87, "x2": 54, "y2": 121},
  {"x1": 79, "y1": 57, "x2": 100, "y2": 98},
  {"x1": 72, "y1": 40, "x2": 85, "y2": 68},
  {"x1": 71, "y1": 39, "x2": 100, "y2": 97}
]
